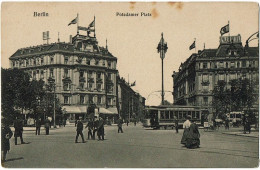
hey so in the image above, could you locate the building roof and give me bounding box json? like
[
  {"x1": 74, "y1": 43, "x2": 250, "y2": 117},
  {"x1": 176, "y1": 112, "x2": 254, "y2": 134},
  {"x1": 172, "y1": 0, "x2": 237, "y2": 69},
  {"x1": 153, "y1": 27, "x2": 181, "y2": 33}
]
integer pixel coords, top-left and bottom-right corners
[{"x1": 10, "y1": 34, "x2": 116, "y2": 59}]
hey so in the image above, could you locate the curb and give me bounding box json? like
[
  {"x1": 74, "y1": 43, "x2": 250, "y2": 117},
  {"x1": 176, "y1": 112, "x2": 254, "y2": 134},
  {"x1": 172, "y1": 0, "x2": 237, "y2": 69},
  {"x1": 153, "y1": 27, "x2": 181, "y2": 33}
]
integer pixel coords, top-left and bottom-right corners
[{"x1": 222, "y1": 132, "x2": 259, "y2": 138}]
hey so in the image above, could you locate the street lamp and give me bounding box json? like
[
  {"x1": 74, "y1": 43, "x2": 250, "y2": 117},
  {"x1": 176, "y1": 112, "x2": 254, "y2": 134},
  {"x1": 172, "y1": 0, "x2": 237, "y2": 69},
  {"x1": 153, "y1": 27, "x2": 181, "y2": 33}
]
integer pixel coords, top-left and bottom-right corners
[{"x1": 157, "y1": 33, "x2": 168, "y2": 105}]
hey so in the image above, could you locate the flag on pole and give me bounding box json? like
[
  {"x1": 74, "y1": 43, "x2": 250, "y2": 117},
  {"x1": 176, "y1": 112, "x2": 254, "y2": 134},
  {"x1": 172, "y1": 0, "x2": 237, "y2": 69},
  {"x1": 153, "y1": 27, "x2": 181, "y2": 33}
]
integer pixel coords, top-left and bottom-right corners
[
  {"x1": 189, "y1": 41, "x2": 195, "y2": 50},
  {"x1": 78, "y1": 26, "x2": 88, "y2": 31},
  {"x1": 88, "y1": 20, "x2": 95, "y2": 28},
  {"x1": 68, "y1": 16, "x2": 78, "y2": 26},
  {"x1": 220, "y1": 24, "x2": 229, "y2": 36}
]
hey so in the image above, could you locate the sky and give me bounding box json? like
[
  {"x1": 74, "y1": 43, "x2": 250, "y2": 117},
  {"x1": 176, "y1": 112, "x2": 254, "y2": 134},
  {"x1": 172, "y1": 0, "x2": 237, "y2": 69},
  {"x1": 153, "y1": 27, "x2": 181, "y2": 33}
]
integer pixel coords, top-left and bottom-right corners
[{"x1": 1, "y1": 2, "x2": 259, "y2": 106}]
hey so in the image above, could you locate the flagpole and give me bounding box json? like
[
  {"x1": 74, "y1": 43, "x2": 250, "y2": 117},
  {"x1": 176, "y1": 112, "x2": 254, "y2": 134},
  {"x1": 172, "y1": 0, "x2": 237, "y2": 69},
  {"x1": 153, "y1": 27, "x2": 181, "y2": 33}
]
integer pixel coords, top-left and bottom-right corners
[
  {"x1": 194, "y1": 38, "x2": 196, "y2": 53},
  {"x1": 94, "y1": 15, "x2": 96, "y2": 38},
  {"x1": 228, "y1": 20, "x2": 230, "y2": 42},
  {"x1": 77, "y1": 13, "x2": 79, "y2": 35}
]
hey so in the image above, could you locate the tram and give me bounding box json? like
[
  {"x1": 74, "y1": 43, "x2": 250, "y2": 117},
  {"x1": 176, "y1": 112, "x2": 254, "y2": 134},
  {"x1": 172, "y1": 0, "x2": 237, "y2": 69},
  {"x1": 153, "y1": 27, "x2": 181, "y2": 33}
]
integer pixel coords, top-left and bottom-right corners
[{"x1": 143, "y1": 105, "x2": 202, "y2": 129}]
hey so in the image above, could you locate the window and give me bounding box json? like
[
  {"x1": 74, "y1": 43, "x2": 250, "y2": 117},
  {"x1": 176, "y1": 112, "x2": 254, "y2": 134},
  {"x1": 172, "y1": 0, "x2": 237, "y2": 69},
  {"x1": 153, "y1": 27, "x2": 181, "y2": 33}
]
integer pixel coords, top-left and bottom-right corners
[
  {"x1": 103, "y1": 61, "x2": 105, "y2": 66},
  {"x1": 108, "y1": 61, "x2": 111, "y2": 68},
  {"x1": 97, "y1": 83, "x2": 102, "y2": 91},
  {"x1": 33, "y1": 71, "x2": 36, "y2": 79},
  {"x1": 40, "y1": 70, "x2": 44, "y2": 79},
  {"x1": 88, "y1": 71, "x2": 93, "y2": 78},
  {"x1": 226, "y1": 62, "x2": 228, "y2": 68},
  {"x1": 97, "y1": 72, "x2": 101, "y2": 79},
  {"x1": 89, "y1": 95, "x2": 93, "y2": 104},
  {"x1": 79, "y1": 70, "x2": 84, "y2": 78},
  {"x1": 86, "y1": 60, "x2": 90, "y2": 65},
  {"x1": 33, "y1": 59, "x2": 36, "y2": 66},
  {"x1": 237, "y1": 62, "x2": 240, "y2": 68},
  {"x1": 203, "y1": 62, "x2": 207, "y2": 69},
  {"x1": 64, "y1": 96, "x2": 69, "y2": 104},
  {"x1": 202, "y1": 74, "x2": 209, "y2": 82},
  {"x1": 161, "y1": 111, "x2": 165, "y2": 119},
  {"x1": 63, "y1": 83, "x2": 70, "y2": 91},
  {"x1": 50, "y1": 56, "x2": 54, "y2": 64},
  {"x1": 79, "y1": 82, "x2": 84, "y2": 89},
  {"x1": 80, "y1": 95, "x2": 85, "y2": 104},
  {"x1": 242, "y1": 61, "x2": 246, "y2": 67},
  {"x1": 203, "y1": 97, "x2": 208, "y2": 105},
  {"x1": 41, "y1": 58, "x2": 44, "y2": 65},
  {"x1": 64, "y1": 57, "x2": 68, "y2": 64},
  {"x1": 50, "y1": 69, "x2": 54, "y2": 77},
  {"x1": 37, "y1": 58, "x2": 40, "y2": 65},
  {"x1": 97, "y1": 96, "x2": 102, "y2": 104},
  {"x1": 88, "y1": 83, "x2": 93, "y2": 90},
  {"x1": 230, "y1": 62, "x2": 235, "y2": 68},
  {"x1": 108, "y1": 98, "x2": 112, "y2": 105},
  {"x1": 170, "y1": 111, "x2": 174, "y2": 119},
  {"x1": 108, "y1": 73, "x2": 112, "y2": 80},
  {"x1": 108, "y1": 85, "x2": 112, "y2": 92},
  {"x1": 26, "y1": 60, "x2": 29, "y2": 66},
  {"x1": 192, "y1": 111, "x2": 196, "y2": 118},
  {"x1": 219, "y1": 74, "x2": 224, "y2": 81},
  {"x1": 219, "y1": 62, "x2": 224, "y2": 68},
  {"x1": 95, "y1": 60, "x2": 99, "y2": 65},
  {"x1": 64, "y1": 69, "x2": 68, "y2": 78},
  {"x1": 196, "y1": 111, "x2": 200, "y2": 119}
]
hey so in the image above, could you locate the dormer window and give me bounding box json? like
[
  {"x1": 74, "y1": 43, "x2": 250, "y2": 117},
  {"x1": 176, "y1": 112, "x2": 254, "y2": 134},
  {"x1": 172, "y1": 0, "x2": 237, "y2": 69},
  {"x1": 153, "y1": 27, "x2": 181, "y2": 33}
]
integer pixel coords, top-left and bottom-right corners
[{"x1": 86, "y1": 59, "x2": 90, "y2": 65}]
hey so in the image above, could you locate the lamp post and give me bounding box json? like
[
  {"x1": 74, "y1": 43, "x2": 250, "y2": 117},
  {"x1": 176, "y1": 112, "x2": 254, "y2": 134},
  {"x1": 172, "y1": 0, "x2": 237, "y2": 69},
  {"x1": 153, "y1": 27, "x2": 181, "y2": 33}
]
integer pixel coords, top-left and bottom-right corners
[{"x1": 157, "y1": 33, "x2": 168, "y2": 105}]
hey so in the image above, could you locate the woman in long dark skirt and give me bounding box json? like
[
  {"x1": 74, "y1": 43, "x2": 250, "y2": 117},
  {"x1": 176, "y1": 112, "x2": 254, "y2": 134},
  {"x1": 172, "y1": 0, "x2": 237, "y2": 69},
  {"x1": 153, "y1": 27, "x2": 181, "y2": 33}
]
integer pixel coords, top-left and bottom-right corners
[
  {"x1": 1, "y1": 120, "x2": 13, "y2": 162},
  {"x1": 181, "y1": 116, "x2": 191, "y2": 145},
  {"x1": 186, "y1": 120, "x2": 200, "y2": 149}
]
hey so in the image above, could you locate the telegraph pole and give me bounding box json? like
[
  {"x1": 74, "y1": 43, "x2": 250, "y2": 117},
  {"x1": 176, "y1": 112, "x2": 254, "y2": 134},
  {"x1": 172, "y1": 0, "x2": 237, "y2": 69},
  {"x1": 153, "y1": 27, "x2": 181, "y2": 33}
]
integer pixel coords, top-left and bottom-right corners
[{"x1": 157, "y1": 33, "x2": 168, "y2": 105}]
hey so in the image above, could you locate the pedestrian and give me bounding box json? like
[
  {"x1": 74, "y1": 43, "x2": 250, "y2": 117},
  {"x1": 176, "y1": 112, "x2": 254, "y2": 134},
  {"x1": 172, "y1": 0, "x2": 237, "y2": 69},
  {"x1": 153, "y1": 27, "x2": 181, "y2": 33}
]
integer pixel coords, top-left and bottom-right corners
[
  {"x1": 75, "y1": 118, "x2": 85, "y2": 143},
  {"x1": 14, "y1": 117, "x2": 25, "y2": 145},
  {"x1": 63, "y1": 118, "x2": 66, "y2": 127},
  {"x1": 126, "y1": 119, "x2": 129, "y2": 126},
  {"x1": 245, "y1": 116, "x2": 251, "y2": 134},
  {"x1": 1, "y1": 119, "x2": 13, "y2": 162},
  {"x1": 181, "y1": 116, "x2": 191, "y2": 146},
  {"x1": 85, "y1": 119, "x2": 93, "y2": 140},
  {"x1": 185, "y1": 120, "x2": 200, "y2": 149},
  {"x1": 35, "y1": 118, "x2": 41, "y2": 135},
  {"x1": 44, "y1": 118, "x2": 50, "y2": 135},
  {"x1": 92, "y1": 118, "x2": 99, "y2": 140},
  {"x1": 97, "y1": 117, "x2": 105, "y2": 141},
  {"x1": 75, "y1": 119, "x2": 78, "y2": 127},
  {"x1": 118, "y1": 118, "x2": 123, "y2": 133},
  {"x1": 225, "y1": 117, "x2": 229, "y2": 130},
  {"x1": 174, "y1": 116, "x2": 179, "y2": 133}
]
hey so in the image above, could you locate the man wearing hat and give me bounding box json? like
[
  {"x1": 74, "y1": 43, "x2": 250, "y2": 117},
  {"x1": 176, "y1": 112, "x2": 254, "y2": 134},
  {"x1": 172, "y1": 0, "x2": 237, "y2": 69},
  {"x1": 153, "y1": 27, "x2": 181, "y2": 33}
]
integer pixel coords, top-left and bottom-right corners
[
  {"x1": 1, "y1": 119, "x2": 13, "y2": 162},
  {"x1": 75, "y1": 117, "x2": 85, "y2": 143}
]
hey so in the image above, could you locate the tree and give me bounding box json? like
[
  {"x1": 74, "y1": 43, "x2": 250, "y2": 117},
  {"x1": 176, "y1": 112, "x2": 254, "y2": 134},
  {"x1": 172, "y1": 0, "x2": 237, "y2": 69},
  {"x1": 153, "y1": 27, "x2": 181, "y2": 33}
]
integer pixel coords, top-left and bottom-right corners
[{"x1": 212, "y1": 80, "x2": 230, "y2": 120}]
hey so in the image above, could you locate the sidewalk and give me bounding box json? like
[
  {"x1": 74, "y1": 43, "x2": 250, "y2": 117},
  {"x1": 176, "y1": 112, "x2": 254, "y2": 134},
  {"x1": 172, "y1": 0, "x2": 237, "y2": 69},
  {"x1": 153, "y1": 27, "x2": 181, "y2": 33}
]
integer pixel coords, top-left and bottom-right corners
[{"x1": 222, "y1": 131, "x2": 259, "y2": 138}]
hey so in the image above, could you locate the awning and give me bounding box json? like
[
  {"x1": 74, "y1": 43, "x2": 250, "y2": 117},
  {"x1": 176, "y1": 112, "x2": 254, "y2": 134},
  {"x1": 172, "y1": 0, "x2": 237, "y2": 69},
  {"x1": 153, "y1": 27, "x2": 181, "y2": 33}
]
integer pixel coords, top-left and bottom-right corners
[
  {"x1": 62, "y1": 106, "x2": 82, "y2": 114},
  {"x1": 99, "y1": 108, "x2": 113, "y2": 114},
  {"x1": 107, "y1": 107, "x2": 118, "y2": 115},
  {"x1": 78, "y1": 106, "x2": 88, "y2": 113}
]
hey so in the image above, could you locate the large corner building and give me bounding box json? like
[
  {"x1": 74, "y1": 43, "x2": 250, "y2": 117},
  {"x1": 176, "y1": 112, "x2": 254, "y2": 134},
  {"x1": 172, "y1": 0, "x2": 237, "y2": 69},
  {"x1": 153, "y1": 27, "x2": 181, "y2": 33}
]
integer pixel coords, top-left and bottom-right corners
[{"x1": 172, "y1": 34, "x2": 259, "y2": 116}]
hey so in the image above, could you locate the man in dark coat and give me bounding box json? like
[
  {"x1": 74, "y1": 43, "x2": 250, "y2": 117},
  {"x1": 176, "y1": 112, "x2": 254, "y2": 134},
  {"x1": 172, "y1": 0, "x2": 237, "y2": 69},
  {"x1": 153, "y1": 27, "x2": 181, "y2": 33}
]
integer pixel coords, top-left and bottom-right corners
[
  {"x1": 97, "y1": 117, "x2": 105, "y2": 140},
  {"x1": 1, "y1": 120, "x2": 13, "y2": 162},
  {"x1": 118, "y1": 118, "x2": 123, "y2": 133},
  {"x1": 14, "y1": 117, "x2": 25, "y2": 145},
  {"x1": 44, "y1": 118, "x2": 51, "y2": 135},
  {"x1": 75, "y1": 118, "x2": 85, "y2": 143},
  {"x1": 35, "y1": 118, "x2": 41, "y2": 135},
  {"x1": 92, "y1": 118, "x2": 99, "y2": 140},
  {"x1": 85, "y1": 119, "x2": 93, "y2": 140}
]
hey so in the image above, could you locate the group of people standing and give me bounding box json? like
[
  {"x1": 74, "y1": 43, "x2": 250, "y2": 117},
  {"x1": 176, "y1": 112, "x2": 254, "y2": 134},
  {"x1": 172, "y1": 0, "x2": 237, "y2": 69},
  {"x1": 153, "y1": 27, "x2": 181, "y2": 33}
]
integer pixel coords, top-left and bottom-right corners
[
  {"x1": 75, "y1": 117, "x2": 105, "y2": 143},
  {"x1": 181, "y1": 116, "x2": 200, "y2": 149}
]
